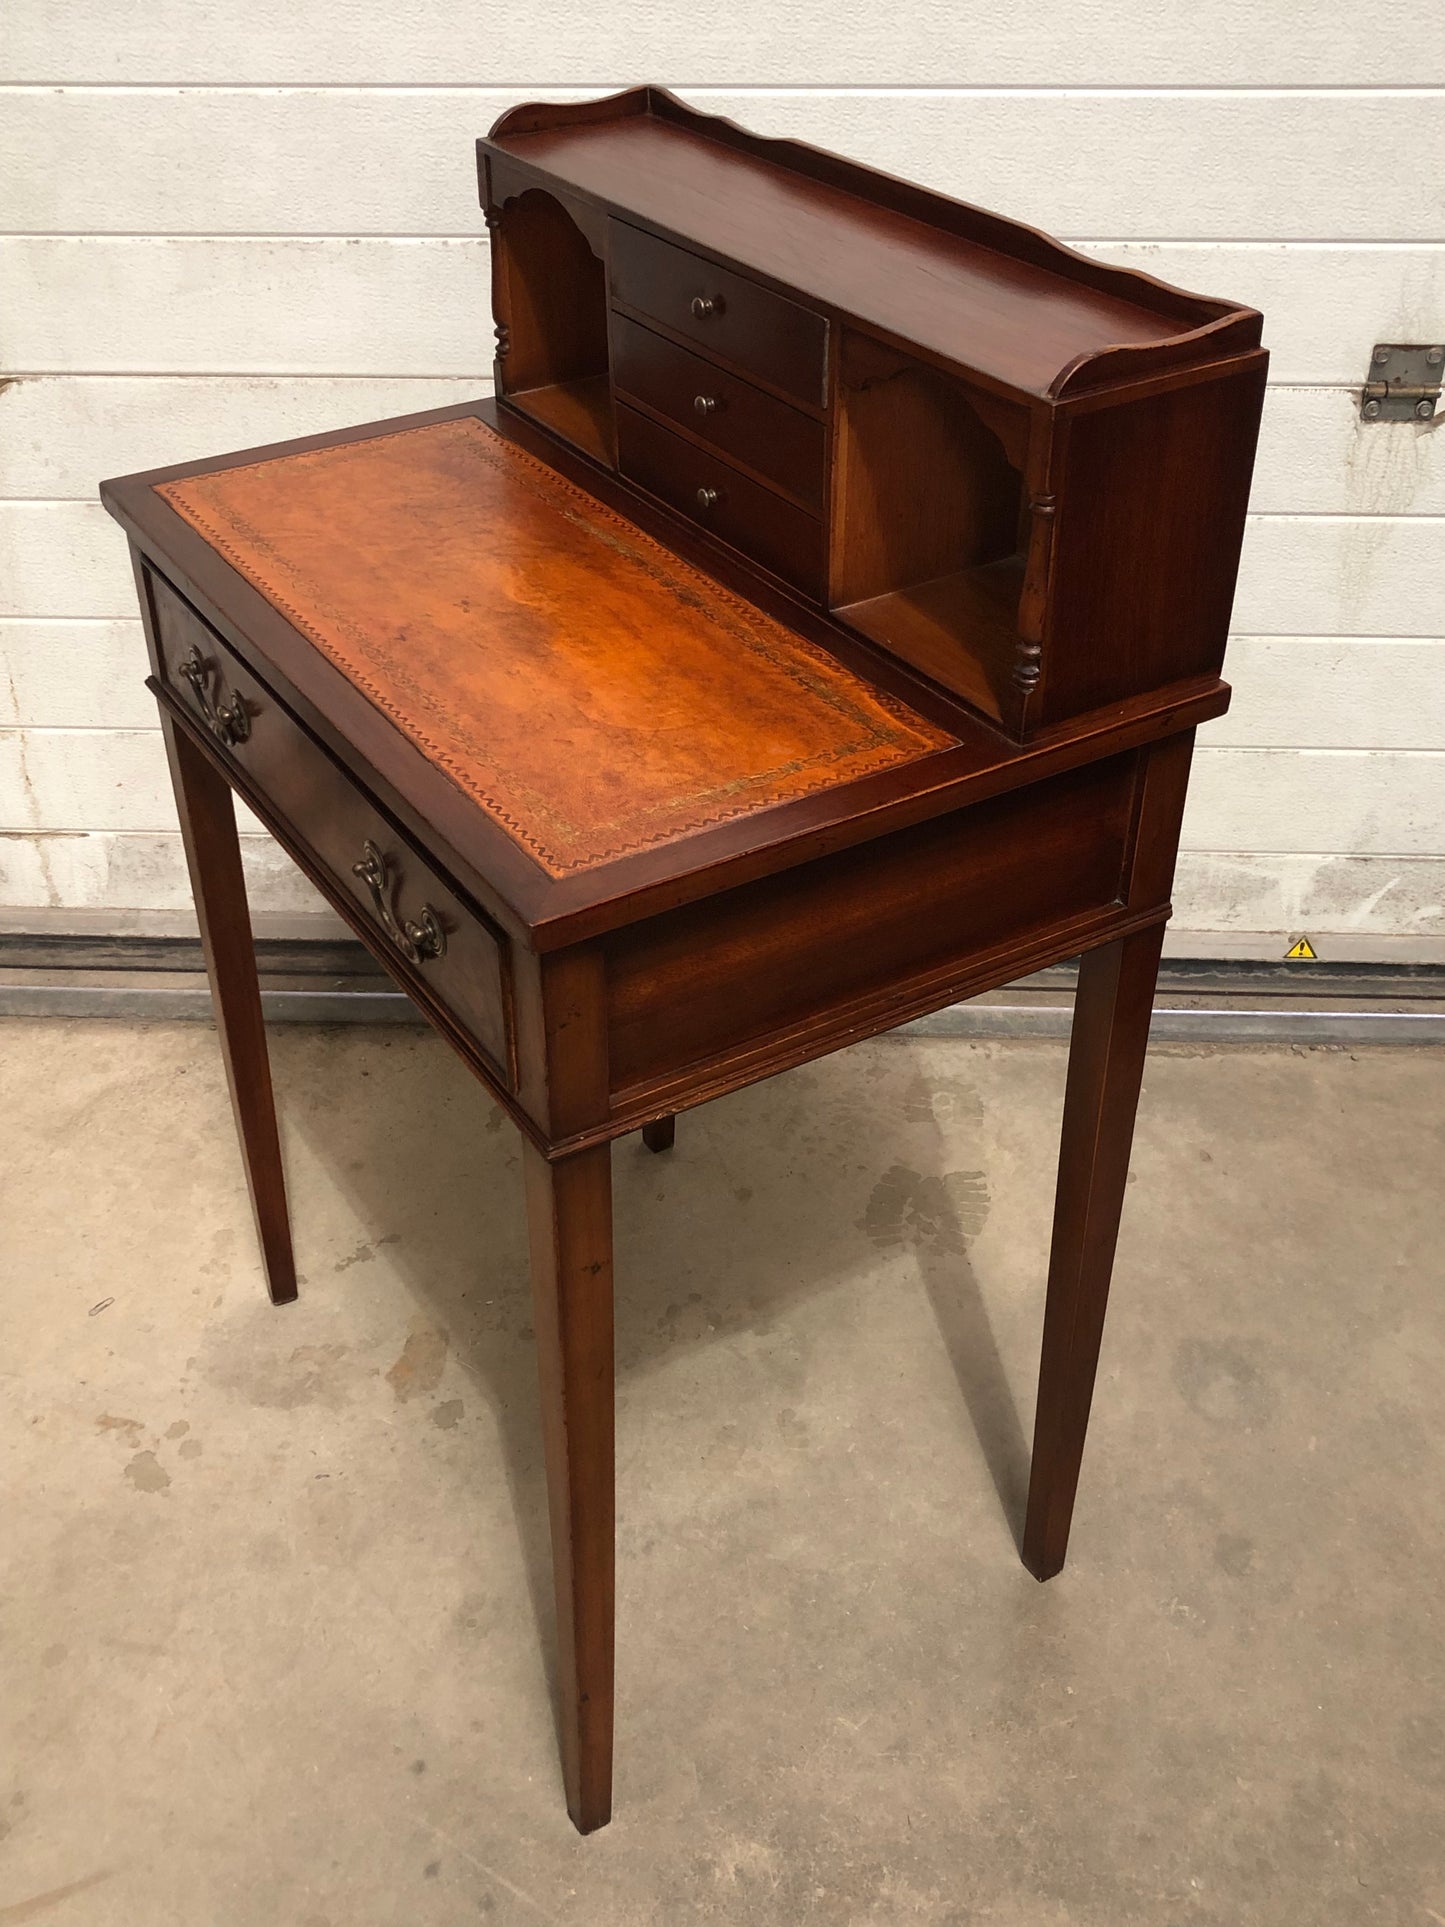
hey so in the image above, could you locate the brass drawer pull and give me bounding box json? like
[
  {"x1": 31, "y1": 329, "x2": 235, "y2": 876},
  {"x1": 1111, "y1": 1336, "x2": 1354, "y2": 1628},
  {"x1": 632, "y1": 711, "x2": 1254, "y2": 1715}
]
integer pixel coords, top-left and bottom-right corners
[
  {"x1": 693, "y1": 393, "x2": 718, "y2": 416},
  {"x1": 351, "y1": 839, "x2": 447, "y2": 965},
  {"x1": 695, "y1": 486, "x2": 719, "y2": 511},
  {"x1": 178, "y1": 644, "x2": 250, "y2": 748},
  {"x1": 690, "y1": 294, "x2": 724, "y2": 320}
]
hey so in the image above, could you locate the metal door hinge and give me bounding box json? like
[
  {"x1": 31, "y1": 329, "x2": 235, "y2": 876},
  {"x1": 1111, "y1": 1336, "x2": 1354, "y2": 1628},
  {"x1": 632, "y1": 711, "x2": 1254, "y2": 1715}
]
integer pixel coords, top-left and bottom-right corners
[{"x1": 1360, "y1": 343, "x2": 1443, "y2": 421}]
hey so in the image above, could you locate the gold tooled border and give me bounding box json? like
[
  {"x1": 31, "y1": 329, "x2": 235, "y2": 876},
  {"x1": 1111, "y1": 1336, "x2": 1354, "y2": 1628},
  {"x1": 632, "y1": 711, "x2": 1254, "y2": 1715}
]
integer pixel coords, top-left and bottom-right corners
[{"x1": 158, "y1": 416, "x2": 955, "y2": 877}]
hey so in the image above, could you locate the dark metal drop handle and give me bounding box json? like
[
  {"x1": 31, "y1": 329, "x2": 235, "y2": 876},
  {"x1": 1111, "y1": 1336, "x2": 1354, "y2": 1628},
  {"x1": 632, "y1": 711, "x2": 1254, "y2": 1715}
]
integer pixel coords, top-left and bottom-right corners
[
  {"x1": 178, "y1": 645, "x2": 250, "y2": 748},
  {"x1": 351, "y1": 840, "x2": 447, "y2": 966},
  {"x1": 690, "y1": 294, "x2": 724, "y2": 319}
]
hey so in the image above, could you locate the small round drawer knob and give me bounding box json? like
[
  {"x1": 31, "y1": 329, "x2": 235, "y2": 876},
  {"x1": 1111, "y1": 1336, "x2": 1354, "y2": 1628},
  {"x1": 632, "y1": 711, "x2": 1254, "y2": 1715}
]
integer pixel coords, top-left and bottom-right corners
[
  {"x1": 693, "y1": 393, "x2": 717, "y2": 416},
  {"x1": 695, "y1": 486, "x2": 719, "y2": 511},
  {"x1": 690, "y1": 294, "x2": 724, "y2": 320}
]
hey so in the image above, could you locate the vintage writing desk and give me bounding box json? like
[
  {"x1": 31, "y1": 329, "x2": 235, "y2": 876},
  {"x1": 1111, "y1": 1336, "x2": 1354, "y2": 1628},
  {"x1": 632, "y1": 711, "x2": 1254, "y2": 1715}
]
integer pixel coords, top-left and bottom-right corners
[{"x1": 100, "y1": 88, "x2": 1266, "y2": 1833}]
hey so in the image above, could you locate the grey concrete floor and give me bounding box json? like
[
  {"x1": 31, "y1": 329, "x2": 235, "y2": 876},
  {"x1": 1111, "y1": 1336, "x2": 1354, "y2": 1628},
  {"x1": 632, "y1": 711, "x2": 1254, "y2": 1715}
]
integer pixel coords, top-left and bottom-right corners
[{"x1": 1, "y1": 1019, "x2": 1442, "y2": 1927}]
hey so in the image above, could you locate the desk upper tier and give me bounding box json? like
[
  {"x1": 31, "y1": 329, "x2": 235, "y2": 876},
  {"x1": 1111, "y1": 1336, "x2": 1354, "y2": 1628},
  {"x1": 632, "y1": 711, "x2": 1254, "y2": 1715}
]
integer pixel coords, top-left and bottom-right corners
[{"x1": 478, "y1": 90, "x2": 1266, "y2": 746}]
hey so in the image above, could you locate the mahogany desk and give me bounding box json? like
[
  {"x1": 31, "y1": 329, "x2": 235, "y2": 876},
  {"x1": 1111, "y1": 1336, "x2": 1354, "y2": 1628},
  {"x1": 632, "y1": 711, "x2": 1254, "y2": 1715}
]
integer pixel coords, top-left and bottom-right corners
[{"x1": 100, "y1": 88, "x2": 1265, "y2": 1834}]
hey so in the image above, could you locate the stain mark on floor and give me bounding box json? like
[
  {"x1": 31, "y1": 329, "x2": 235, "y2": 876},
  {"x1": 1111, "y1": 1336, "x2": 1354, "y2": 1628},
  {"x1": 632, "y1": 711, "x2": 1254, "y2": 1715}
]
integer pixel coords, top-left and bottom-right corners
[
  {"x1": 902, "y1": 1077, "x2": 984, "y2": 1128},
  {"x1": 211, "y1": 1342, "x2": 351, "y2": 1412},
  {"x1": 96, "y1": 1414, "x2": 144, "y2": 1442},
  {"x1": 1173, "y1": 1338, "x2": 1275, "y2": 1429},
  {"x1": 124, "y1": 1450, "x2": 171, "y2": 1494},
  {"x1": 387, "y1": 1322, "x2": 450, "y2": 1403},
  {"x1": 858, "y1": 1165, "x2": 991, "y2": 1254},
  {"x1": 335, "y1": 1233, "x2": 401, "y2": 1274}
]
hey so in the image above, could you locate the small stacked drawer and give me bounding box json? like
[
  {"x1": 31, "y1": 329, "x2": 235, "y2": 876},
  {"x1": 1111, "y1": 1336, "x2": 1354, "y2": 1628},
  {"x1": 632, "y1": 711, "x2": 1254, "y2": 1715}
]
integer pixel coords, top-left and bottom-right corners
[{"x1": 608, "y1": 221, "x2": 829, "y2": 596}]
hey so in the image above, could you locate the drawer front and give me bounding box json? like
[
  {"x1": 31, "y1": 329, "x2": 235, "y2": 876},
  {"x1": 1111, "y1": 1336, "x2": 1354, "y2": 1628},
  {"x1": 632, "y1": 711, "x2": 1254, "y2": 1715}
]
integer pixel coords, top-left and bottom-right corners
[
  {"x1": 611, "y1": 312, "x2": 826, "y2": 513},
  {"x1": 609, "y1": 220, "x2": 828, "y2": 408},
  {"x1": 148, "y1": 572, "x2": 516, "y2": 1085},
  {"x1": 616, "y1": 403, "x2": 823, "y2": 597}
]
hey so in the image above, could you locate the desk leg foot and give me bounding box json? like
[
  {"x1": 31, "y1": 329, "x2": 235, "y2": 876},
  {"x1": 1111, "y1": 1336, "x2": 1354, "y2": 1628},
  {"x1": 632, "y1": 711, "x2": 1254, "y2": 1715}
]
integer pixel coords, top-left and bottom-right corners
[
  {"x1": 1022, "y1": 923, "x2": 1164, "y2": 1582},
  {"x1": 641, "y1": 1115, "x2": 676, "y2": 1154},
  {"x1": 163, "y1": 715, "x2": 296, "y2": 1307},
  {"x1": 524, "y1": 1139, "x2": 615, "y2": 1833}
]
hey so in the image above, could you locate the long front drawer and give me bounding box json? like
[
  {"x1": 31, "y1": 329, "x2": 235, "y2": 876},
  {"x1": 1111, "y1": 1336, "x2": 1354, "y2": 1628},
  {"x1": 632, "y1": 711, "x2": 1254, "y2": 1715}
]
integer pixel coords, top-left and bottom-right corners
[
  {"x1": 616, "y1": 403, "x2": 824, "y2": 597},
  {"x1": 609, "y1": 220, "x2": 828, "y2": 409},
  {"x1": 147, "y1": 570, "x2": 516, "y2": 1086},
  {"x1": 611, "y1": 311, "x2": 826, "y2": 513}
]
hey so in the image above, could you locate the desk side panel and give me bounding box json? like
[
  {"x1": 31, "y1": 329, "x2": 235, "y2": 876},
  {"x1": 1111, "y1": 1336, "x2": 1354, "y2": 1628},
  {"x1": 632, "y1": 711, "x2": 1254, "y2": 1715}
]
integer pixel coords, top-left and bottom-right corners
[{"x1": 1039, "y1": 357, "x2": 1267, "y2": 725}]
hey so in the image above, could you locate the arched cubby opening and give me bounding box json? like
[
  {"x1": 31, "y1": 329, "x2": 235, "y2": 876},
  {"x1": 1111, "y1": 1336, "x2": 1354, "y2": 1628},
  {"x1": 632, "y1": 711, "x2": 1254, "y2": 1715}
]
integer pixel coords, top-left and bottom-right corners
[
  {"x1": 829, "y1": 329, "x2": 1031, "y2": 726},
  {"x1": 491, "y1": 188, "x2": 614, "y2": 467}
]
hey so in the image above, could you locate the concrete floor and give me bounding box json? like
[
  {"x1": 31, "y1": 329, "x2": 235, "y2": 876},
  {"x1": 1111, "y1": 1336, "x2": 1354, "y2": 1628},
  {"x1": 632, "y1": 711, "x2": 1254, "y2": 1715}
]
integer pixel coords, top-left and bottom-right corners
[{"x1": 1, "y1": 1019, "x2": 1442, "y2": 1927}]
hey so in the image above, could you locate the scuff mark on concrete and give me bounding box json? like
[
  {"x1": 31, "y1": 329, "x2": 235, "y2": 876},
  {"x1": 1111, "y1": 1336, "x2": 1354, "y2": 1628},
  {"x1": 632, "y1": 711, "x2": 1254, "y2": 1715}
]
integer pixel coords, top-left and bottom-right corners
[{"x1": 0, "y1": 1869, "x2": 118, "y2": 1924}]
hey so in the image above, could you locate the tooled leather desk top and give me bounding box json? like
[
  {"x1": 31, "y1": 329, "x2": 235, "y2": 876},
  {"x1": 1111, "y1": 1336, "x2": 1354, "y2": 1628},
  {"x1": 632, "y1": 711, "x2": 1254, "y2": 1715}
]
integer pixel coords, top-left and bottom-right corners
[{"x1": 157, "y1": 416, "x2": 954, "y2": 879}]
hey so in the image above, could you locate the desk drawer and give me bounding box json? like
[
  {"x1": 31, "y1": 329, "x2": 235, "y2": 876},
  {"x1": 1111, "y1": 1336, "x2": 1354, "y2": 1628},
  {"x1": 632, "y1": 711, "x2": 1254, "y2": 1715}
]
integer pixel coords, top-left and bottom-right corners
[
  {"x1": 148, "y1": 572, "x2": 515, "y2": 1085},
  {"x1": 616, "y1": 403, "x2": 823, "y2": 597},
  {"x1": 609, "y1": 220, "x2": 828, "y2": 409},
  {"x1": 611, "y1": 312, "x2": 826, "y2": 513}
]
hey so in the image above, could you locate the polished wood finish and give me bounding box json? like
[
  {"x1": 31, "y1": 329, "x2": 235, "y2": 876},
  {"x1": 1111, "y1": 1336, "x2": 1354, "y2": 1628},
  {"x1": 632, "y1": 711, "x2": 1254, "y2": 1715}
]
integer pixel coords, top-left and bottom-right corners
[
  {"x1": 602, "y1": 753, "x2": 1136, "y2": 1098},
  {"x1": 482, "y1": 87, "x2": 1266, "y2": 744},
  {"x1": 99, "y1": 90, "x2": 1265, "y2": 1833},
  {"x1": 609, "y1": 218, "x2": 829, "y2": 407},
  {"x1": 160, "y1": 709, "x2": 296, "y2": 1307},
  {"x1": 487, "y1": 89, "x2": 1254, "y2": 401},
  {"x1": 611, "y1": 311, "x2": 826, "y2": 512},
  {"x1": 523, "y1": 1140, "x2": 615, "y2": 1833},
  {"x1": 1022, "y1": 922, "x2": 1166, "y2": 1580},
  {"x1": 830, "y1": 331, "x2": 1028, "y2": 723},
  {"x1": 491, "y1": 186, "x2": 614, "y2": 464},
  {"x1": 149, "y1": 569, "x2": 516, "y2": 1084},
  {"x1": 1037, "y1": 366, "x2": 1265, "y2": 726},
  {"x1": 615, "y1": 401, "x2": 824, "y2": 595}
]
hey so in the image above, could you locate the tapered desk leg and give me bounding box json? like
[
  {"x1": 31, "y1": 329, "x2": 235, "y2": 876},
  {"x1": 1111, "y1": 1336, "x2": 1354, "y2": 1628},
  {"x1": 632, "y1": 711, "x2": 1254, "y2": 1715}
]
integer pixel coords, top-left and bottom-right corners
[
  {"x1": 1022, "y1": 922, "x2": 1165, "y2": 1581},
  {"x1": 523, "y1": 1139, "x2": 615, "y2": 1833},
  {"x1": 641, "y1": 1115, "x2": 675, "y2": 1154},
  {"x1": 162, "y1": 714, "x2": 296, "y2": 1306}
]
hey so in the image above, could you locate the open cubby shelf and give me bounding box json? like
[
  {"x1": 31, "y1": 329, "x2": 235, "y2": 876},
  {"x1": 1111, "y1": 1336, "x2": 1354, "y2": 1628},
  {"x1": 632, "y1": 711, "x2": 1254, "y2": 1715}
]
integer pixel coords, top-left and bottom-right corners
[
  {"x1": 507, "y1": 373, "x2": 615, "y2": 468},
  {"x1": 827, "y1": 332, "x2": 1030, "y2": 724},
  {"x1": 836, "y1": 555, "x2": 1026, "y2": 720},
  {"x1": 494, "y1": 188, "x2": 615, "y2": 468}
]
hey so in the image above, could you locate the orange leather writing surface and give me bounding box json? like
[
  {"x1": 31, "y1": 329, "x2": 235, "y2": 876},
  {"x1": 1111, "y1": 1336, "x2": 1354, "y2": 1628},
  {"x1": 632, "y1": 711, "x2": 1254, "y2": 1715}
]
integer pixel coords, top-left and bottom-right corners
[{"x1": 158, "y1": 417, "x2": 953, "y2": 877}]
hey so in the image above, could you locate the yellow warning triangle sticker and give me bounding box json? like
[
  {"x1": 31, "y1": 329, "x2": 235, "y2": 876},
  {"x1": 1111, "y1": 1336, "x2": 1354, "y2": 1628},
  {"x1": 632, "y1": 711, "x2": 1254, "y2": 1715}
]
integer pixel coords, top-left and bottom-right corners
[{"x1": 1284, "y1": 937, "x2": 1317, "y2": 961}]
